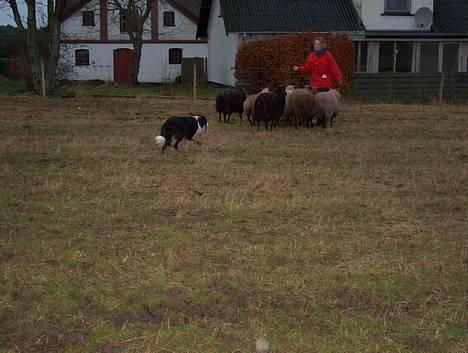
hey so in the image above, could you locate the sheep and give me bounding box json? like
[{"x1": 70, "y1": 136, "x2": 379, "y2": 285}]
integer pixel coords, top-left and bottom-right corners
[
  {"x1": 243, "y1": 88, "x2": 269, "y2": 125},
  {"x1": 290, "y1": 91, "x2": 317, "y2": 128},
  {"x1": 282, "y1": 85, "x2": 296, "y2": 125},
  {"x1": 284, "y1": 87, "x2": 317, "y2": 128},
  {"x1": 314, "y1": 89, "x2": 341, "y2": 128},
  {"x1": 215, "y1": 87, "x2": 246, "y2": 123},
  {"x1": 252, "y1": 85, "x2": 287, "y2": 130}
]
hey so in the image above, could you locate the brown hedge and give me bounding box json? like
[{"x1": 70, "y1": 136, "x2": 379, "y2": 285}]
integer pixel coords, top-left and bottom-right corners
[{"x1": 234, "y1": 32, "x2": 354, "y2": 93}]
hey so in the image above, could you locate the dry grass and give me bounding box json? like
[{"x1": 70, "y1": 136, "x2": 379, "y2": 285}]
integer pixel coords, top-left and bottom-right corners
[{"x1": 0, "y1": 96, "x2": 467, "y2": 353}]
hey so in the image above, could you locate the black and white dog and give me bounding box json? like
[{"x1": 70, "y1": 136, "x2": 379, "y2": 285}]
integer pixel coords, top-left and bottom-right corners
[{"x1": 154, "y1": 115, "x2": 208, "y2": 154}]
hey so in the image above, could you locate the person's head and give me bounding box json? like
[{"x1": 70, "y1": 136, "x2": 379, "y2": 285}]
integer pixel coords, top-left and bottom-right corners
[{"x1": 313, "y1": 37, "x2": 325, "y2": 51}]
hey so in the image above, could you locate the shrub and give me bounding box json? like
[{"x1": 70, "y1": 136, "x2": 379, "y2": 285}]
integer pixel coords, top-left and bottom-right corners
[{"x1": 234, "y1": 32, "x2": 354, "y2": 93}]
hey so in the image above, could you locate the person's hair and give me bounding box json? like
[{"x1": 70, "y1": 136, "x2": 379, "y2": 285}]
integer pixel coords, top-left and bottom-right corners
[{"x1": 314, "y1": 37, "x2": 327, "y2": 48}]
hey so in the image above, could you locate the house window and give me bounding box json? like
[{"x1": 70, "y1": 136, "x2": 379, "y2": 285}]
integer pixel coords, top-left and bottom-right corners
[
  {"x1": 354, "y1": 41, "x2": 368, "y2": 72},
  {"x1": 442, "y1": 44, "x2": 459, "y2": 72},
  {"x1": 395, "y1": 42, "x2": 412, "y2": 72},
  {"x1": 379, "y1": 42, "x2": 394, "y2": 72},
  {"x1": 120, "y1": 9, "x2": 127, "y2": 32},
  {"x1": 385, "y1": 0, "x2": 411, "y2": 13},
  {"x1": 75, "y1": 49, "x2": 90, "y2": 65},
  {"x1": 379, "y1": 42, "x2": 413, "y2": 72},
  {"x1": 420, "y1": 42, "x2": 439, "y2": 72},
  {"x1": 82, "y1": 11, "x2": 94, "y2": 26},
  {"x1": 163, "y1": 11, "x2": 175, "y2": 26},
  {"x1": 169, "y1": 48, "x2": 182, "y2": 64}
]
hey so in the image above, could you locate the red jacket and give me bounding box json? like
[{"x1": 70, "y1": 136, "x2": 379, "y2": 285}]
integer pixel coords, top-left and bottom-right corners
[{"x1": 298, "y1": 50, "x2": 343, "y2": 89}]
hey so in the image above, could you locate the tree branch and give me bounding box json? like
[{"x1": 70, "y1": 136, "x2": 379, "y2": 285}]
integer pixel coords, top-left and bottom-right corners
[{"x1": 5, "y1": 0, "x2": 25, "y2": 30}]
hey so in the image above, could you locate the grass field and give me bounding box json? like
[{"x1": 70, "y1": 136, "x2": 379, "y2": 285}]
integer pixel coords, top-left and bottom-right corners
[{"x1": 0, "y1": 95, "x2": 467, "y2": 353}]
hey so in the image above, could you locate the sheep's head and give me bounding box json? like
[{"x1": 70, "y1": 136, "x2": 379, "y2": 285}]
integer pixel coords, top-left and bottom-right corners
[
  {"x1": 272, "y1": 85, "x2": 287, "y2": 97},
  {"x1": 330, "y1": 89, "x2": 341, "y2": 99}
]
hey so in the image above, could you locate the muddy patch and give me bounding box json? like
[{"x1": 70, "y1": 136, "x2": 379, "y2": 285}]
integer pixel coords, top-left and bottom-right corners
[
  {"x1": 0, "y1": 249, "x2": 15, "y2": 261},
  {"x1": 13, "y1": 326, "x2": 89, "y2": 353},
  {"x1": 333, "y1": 287, "x2": 393, "y2": 319}
]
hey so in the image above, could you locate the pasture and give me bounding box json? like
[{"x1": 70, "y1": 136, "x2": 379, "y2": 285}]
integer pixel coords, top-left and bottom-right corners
[{"x1": 0, "y1": 95, "x2": 467, "y2": 353}]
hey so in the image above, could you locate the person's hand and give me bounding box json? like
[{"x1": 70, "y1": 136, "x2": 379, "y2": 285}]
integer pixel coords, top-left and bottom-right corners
[
  {"x1": 292, "y1": 66, "x2": 299, "y2": 72},
  {"x1": 337, "y1": 80, "x2": 343, "y2": 87}
]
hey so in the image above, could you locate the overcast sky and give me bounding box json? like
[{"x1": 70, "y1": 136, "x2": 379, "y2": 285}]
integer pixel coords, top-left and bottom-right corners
[
  {"x1": 1, "y1": 3, "x2": 28, "y2": 27},
  {"x1": 1, "y1": 8, "x2": 16, "y2": 26}
]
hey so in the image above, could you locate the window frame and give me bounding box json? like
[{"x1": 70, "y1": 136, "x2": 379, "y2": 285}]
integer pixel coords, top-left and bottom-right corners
[
  {"x1": 384, "y1": 0, "x2": 411, "y2": 14},
  {"x1": 163, "y1": 11, "x2": 175, "y2": 26},
  {"x1": 75, "y1": 49, "x2": 90, "y2": 66},
  {"x1": 120, "y1": 9, "x2": 128, "y2": 33},
  {"x1": 168, "y1": 48, "x2": 182, "y2": 65},
  {"x1": 82, "y1": 10, "x2": 95, "y2": 26}
]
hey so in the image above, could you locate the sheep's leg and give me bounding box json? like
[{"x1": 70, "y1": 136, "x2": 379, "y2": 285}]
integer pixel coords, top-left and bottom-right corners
[
  {"x1": 218, "y1": 112, "x2": 221, "y2": 122},
  {"x1": 239, "y1": 112, "x2": 243, "y2": 122},
  {"x1": 247, "y1": 113, "x2": 252, "y2": 126},
  {"x1": 331, "y1": 112, "x2": 337, "y2": 127},
  {"x1": 322, "y1": 116, "x2": 329, "y2": 129}
]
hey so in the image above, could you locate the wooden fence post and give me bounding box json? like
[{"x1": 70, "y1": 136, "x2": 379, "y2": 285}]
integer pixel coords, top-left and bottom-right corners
[
  {"x1": 40, "y1": 58, "x2": 46, "y2": 97},
  {"x1": 438, "y1": 72, "x2": 445, "y2": 104},
  {"x1": 193, "y1": 62, "x2": 197, "y2": 101}
]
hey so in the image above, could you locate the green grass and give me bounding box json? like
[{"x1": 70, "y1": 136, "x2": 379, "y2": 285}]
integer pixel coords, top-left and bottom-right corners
[
  {"x1": 0, "y1": 79, "x2": 25, "y2": 95},
  {"x1": 57, "y1": 81, "x2": 223, "y2": 98},
  {"x1": 0, "y1": 96, "x2": 467, "y2": 353}
]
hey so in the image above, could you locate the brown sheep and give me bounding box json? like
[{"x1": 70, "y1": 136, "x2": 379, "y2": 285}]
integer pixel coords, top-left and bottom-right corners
[{"x1": 243, "y1": 88, "x2": 269, "y2": 125}]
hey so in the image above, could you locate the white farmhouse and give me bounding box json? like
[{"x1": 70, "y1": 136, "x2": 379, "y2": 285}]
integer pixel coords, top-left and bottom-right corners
[{"x1": 59, "y1": 0, "x2": 207, "y2": 82}]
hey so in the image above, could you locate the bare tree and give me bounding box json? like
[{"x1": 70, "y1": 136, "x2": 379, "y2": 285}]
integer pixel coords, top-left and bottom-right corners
[
  {"x1": 2, "y1": 0, "x2": 66, "y2": 94},
  {"x1": 108, "y1": 0, "x2": 152, "y2": 85}
]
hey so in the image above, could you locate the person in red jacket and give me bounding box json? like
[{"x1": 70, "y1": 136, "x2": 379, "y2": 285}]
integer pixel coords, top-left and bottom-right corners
[{"x1": 293, "y1": 37, "x2": 343, "y2": 92}]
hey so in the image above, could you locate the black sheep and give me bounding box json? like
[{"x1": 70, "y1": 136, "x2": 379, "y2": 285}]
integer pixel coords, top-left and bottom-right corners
[
  {"x1": 252, "y1": 86, "x2": 287, "y2": 130},
  {"x1": 215, "y1": 88, "x2": 246, "y2": 123}
]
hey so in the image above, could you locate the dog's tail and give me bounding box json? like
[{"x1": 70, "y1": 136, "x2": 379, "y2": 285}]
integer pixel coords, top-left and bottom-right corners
[{"x1": 154, "y1": 135, "x2": 166, "y2": 148}]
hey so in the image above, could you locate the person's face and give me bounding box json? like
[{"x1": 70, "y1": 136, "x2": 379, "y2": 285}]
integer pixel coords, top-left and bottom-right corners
[{"x1": 314, "y1": 40, "x2": 322, "y2": 51}]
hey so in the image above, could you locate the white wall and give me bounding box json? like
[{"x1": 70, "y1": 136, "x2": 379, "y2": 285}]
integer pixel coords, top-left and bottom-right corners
[
  {"x1": 61, "y1": 0, "x2": 101, "y2": 40},
  {"x1": 158, "y1": 0, "x2": 198, "y2": 40},
  {"x1": 359, "y1": 0, "x2": 434, "y2": 30},
  {"x1": 206, "y1": 0, "x2": 240, "y2": 86},
  {"x1": 62, "y1": 0, "x2": 198, "y2": 41},
  {"x1": 59, "y1": 42, "x2": 207, "y2": 82}
]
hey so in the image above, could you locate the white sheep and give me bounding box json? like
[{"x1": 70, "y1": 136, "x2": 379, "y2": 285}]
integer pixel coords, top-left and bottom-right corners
[
  {"x1": 314, "y1": 89, "x2": 341, "y2": 128},
  {"x1": 243, "y1": 88, "x2": 269, "y2": 125}
]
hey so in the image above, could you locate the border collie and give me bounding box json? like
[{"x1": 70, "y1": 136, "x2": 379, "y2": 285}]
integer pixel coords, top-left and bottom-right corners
[{"x1": 154, "y1": 115, "x2": 208, "y2": 154}]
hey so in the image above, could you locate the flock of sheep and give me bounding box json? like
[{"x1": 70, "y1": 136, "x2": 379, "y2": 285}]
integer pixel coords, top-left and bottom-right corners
[{"x1": 215, "y1": 85, "x2": 341, "y2": 130}]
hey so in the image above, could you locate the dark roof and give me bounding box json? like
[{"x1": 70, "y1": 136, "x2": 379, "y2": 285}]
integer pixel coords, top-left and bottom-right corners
[
  {"x1": 172, "y1": 0, "x2": 202, "y2": 18},
  {"x1": 217, "y1": 0, "x2": 364, "y2": 33},
  {"x1": 432, "y1": 0, "x2": 468, "y2": 34}
]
